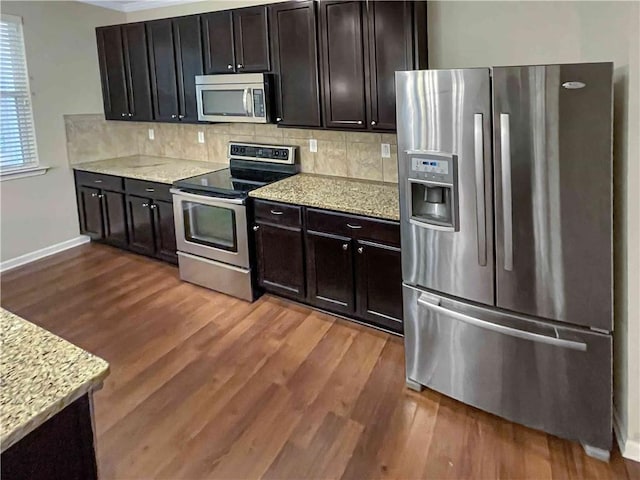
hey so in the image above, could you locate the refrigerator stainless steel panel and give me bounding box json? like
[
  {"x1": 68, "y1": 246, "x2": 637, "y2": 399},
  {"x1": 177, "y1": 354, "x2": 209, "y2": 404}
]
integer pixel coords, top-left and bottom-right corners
[
  {"x1": 492, "y1": 63, "x2": 613, "y2": 331},
  {"x1": 396, "y1": 69, "x2": 495, "y2": 305},
  {"x1": 403, "y1": 284, "x2": 612, "y2": 451}
]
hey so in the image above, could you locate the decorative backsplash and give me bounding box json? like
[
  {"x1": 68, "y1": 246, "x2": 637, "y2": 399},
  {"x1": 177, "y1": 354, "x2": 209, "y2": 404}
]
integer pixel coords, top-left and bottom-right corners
[{"x1": 64, "y1": 114, "x2": 398, "y2": 183}]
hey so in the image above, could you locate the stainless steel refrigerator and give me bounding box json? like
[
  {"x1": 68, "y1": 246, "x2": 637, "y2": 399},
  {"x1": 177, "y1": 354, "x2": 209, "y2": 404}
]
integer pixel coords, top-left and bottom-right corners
[{"x1": 396, "y1": 63, "x2": 613, "y2": 459}]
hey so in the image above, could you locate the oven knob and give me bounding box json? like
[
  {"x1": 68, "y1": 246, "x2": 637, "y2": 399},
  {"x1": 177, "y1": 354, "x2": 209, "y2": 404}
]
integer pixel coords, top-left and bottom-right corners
[{"x1": 253, "y1": 225, "x2": 259, "y2": 231}]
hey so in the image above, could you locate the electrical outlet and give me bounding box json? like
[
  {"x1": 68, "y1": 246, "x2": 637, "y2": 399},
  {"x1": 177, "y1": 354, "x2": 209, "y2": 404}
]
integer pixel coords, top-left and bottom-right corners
[
  {"x1": 309, "y1": 139, "x2": 318, "y2": 153},
  {"x1": 198, "y1": 131, "x2": 205, "y2": 144},
  {"x1": 148, "y1": 128, "x2": 154, "y2": 140},
  {"x1": 381, "y1": 143, "x2": 391, "y2": 158}
]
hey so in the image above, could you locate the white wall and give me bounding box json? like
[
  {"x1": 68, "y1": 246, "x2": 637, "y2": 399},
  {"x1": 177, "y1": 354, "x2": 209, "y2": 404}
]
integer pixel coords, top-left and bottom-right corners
[
  {"x1": 428, "y1": 0, "x2": 640, "y2": 457},
  {"x1": 125, "y1": 0, "x2": 284, "y2": 22},
  {"x1": 0, "y1": 1, "x2": 126, "y2": 262}
]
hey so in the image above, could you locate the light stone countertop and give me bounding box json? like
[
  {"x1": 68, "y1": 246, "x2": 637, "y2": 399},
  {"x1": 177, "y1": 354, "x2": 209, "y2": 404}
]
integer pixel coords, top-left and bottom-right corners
[
  {"x1": 73, "y1": 155, "x2": 228, "y2": 184},
  {"x1": 0, "y1": 308, "x2": 109, "y2": 452},
  {"x1": 249, "y1": 174, "x2": 400, "y2": 221}
]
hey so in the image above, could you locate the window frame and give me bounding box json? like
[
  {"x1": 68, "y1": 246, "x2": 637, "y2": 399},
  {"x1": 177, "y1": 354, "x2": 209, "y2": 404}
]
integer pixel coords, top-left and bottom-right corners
[{"x1": 0, "y1": 13, "x2": 47, "y2": 181}]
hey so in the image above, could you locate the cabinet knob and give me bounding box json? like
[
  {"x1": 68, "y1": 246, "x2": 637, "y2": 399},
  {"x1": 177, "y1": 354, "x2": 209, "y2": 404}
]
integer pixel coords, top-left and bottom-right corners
[
  {"x1": 371, "y1": 121, "x2": 377, "y2": 126},
  {"x1": 97, "y1": 194, "x2": 104, "y2": 199},
  {"x1": 357, "y1": 247, "x2": 364, "y2": 254},
  {"x1": 128, "y1": 113, "x2": 133, "y2": 117},
  {"x1": 357, "y1": 121, "x2": 363, "y2": 125},
  {"x1": 142, "y1": 203, "x2": 149, "y2": 208},
  {"x1": 276, "y1": 117, "x2": 282, "y2": 122},
  {"x1": 227, "y1": 64, "x2": 233, "y2": 70},
  {"x1": 150, "y1": 204, "x2": 157, "y2": 210},
  {"x1": 121, "y1": 113, "x2": 127, "y2": 117},
  {"x1": 342, "y1": 243, "x2": 349, "y2": 251},
  {"x1": 91, "y1": 193, "x2": 98, "y2": 197},
  {"x1": 253, "y1": 225, "x2": 260, "y2": 231},
  {"x1": 171, "y1": 114, "x2": 177, "y2": 119},
  {"x1": 178, "y1": 114, "x2": 184, "y2": 120},
  {"x1": 237, "y1": 64, "x2": 243, "y2": 69}
]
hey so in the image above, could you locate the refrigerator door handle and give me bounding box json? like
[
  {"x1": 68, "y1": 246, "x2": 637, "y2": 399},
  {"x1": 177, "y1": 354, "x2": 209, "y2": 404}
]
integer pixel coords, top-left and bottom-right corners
[
  {"x1": 417, "y1": 293, "x2": 588, "y2": 351},
  {"x1": 474, "y1": 114, "x2": 487, "y2": 266},
  {"x1": 500, "y1": 113, "x2": 514, "y2": 271}
]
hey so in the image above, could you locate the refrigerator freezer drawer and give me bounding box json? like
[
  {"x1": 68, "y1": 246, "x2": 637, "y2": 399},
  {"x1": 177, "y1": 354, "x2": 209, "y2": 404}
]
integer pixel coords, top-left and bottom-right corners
[{"x1": 403, "y1": 284, "x2": 612, "y2": 450}]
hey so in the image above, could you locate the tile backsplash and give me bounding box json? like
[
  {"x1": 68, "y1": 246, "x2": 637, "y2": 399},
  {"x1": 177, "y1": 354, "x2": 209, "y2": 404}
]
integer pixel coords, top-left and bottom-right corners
[{"x1": 64, "y1": 114, "x2": 398, "y2": 183}]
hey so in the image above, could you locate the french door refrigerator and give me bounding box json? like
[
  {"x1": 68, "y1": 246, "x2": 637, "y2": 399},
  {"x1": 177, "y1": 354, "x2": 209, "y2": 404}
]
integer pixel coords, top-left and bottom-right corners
[{"x1": 396, "y1": 63, "x2": 613, "y2": 459}]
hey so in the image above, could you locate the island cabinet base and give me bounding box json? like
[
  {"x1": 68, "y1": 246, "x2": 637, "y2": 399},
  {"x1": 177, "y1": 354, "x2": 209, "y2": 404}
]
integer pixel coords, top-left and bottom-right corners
[{"x1": 1, "y1": 395, "x2": 98, "y2": 480}]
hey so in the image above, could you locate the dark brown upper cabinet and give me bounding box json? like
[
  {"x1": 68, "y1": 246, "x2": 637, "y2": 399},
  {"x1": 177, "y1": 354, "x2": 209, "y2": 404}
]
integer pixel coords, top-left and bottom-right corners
[
  {"x1": 318, "y1": 0, "x2": 367, "y2": 129},
  {"x1": 202, "y1": 11, "x2": 235, "y2": 74},
  {"x1": 96, "y1": 24, "x2": 152, "y2": 121},
  {"x1": 270, "y1": 1, "x2": 321, "y2": 127},
  {"x1": 318, "y1": 0, "x2": 427, "y2": 131},
  {"x1": 146, "y1": 16, "x2": 203, "y2": 123},
  {"x1": 202, "y1": 6, "x2": 270, "y2": 74}
]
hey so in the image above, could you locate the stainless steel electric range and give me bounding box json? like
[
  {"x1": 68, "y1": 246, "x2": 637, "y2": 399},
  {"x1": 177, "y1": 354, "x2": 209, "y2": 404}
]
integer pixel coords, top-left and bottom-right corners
[{"x1": 170, "y1": 142, "x2": 298, "y2": 301}]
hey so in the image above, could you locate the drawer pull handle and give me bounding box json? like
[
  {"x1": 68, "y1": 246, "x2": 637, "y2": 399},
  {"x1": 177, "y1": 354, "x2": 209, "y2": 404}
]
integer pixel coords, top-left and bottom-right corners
[
  {"x1": 342, "y1": 243, "x2": 349, "y2": 250},
  {"x1": 145, "y1": 188, "x2": 155, "y2": 192},
  {"x1": 94, "y1": 180, "x2": 102, "y2": 183},
  {"x1": 346, "y1": 223, "x2": 362, "y2": 229},
  {"x1": 270, "y1": 210, "x2": 284, "y2": 215}
]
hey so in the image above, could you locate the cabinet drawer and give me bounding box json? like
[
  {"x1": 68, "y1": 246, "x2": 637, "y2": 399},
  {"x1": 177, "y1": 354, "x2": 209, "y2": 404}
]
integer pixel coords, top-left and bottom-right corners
[
  {"x1": 124, "y1": 179, "x2": 172, "y2": 202},
  {"x1": 255, "y1": 200, "x2": 302, "y2": 228},
  {"x1": 306, "y1": 208, "x2": 400, "y2": 247},
  {"x1": 75, "y1": 171, "x2": 124, "y2": 191}
]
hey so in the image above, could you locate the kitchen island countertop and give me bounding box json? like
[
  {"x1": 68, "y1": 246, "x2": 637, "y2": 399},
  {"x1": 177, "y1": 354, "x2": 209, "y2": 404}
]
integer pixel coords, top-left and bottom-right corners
[
  {"x1": 73, "y1": 155, "x2": 227, "y2": 184},
  {"x1": 249, "y1": 173, "x2": 400, "y2": 221},
  {"x1": 0, "y1": 308, "x2": 109, "y2": 452}
]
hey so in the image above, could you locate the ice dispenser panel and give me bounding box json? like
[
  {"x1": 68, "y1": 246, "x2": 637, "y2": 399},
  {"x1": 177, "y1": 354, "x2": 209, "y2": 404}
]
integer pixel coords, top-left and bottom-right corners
[{"x1": 407, "y1": 153, "x2": 459, "y2": 231}]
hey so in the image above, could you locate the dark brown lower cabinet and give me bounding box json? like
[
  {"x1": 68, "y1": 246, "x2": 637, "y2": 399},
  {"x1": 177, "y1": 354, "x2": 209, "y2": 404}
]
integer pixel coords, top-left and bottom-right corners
[
  {"x1": 255, "y1": 222, "x2": 306, "y2": 300},
  {"x1": 153, "y1": 199, "x2": 178, "y2": 264},
  {"x1": 102, "y1": 190, "x2": 127, "y2": 247},
  {"x1": 306, "y1": 231, "x2": 355, "y2": 315},
  {"x1": 75, "y1": 172, "x2": 177, "y2": 265},
  {"x1": 1, "y1": 395, "x2": 98, "y2": 480},
  {"x1": 253, "y1": 199, "x2": 403, "y2": 334},
  {"x1": 355, "y1": 240, "x2": 403, "y2": 331},
  {"x1": 77, "y1": 187, "x2": 104, "y2": 240},
  {"x1": 126, "y1": 195, "x2": 156, "y2": 256}
]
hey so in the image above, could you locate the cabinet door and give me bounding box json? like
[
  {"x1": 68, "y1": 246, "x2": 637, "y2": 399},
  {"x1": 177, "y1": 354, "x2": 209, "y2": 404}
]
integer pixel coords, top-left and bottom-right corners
[
  {"x1": 318, "y1": 0, "x2": 367, "y2": 129},
  {"x1": 306, "y1": 231, "x2": 354, "y2": 315},
  {"x1": 355, "y1": 240, "x2": 403, "y2": 333},
  {"x1": 102, "y1": 190, "x2": 127, "y2": 248},
  {"x1": 202, "y1": 11, "x2": 236, "y2": 74},
  {"x1": 255, "y1": 222, "x2": 306, "y2": 300},
  {"x1": 122, "y1": 23, "x2": 153, "y2": 122},
  {"x1": 126, "y1": 195, "x2": 155, "y2": 256},
  {"x1": 152, "y1": 200, "x2": 178, "y2": 264},
  {"x1": 173, "y1": 16, "x2": 204, "y2": 122},
  {"x1": 233, "y1": 6, "x2": 270, "y2": 72},
  {"x1": 96, "y1": 26, "x2": 128, "y2": 121},
  {"x1": 146, "y1": 19, "x2": 180, "y2": 122},
  {"x1": 77, "y1": 187, "x2": 104, "y2": 240},
  {"x1": 366, "y1": 1, "x2": 414, "y2": 131},
  {"x1": 270, "y1": 1, "x2": 321, "y2": 127}
]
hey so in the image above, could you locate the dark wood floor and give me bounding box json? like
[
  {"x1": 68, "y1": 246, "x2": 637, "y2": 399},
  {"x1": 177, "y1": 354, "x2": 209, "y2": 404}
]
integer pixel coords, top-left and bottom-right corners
[{"x1": 1, "y1": 243, "x2": 638, "y2": 480}]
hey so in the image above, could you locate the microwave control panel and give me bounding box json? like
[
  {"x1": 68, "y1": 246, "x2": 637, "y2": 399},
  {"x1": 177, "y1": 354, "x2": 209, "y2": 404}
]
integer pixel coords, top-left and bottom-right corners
[{"x1": 253, "y1": 89, "x2": 265, "y2": 118}]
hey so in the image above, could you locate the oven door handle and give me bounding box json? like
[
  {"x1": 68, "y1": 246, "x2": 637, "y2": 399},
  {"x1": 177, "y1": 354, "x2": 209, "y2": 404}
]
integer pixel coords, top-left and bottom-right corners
[{"x1": 170, "y1": 188, "x2": 245, "y2": 205}]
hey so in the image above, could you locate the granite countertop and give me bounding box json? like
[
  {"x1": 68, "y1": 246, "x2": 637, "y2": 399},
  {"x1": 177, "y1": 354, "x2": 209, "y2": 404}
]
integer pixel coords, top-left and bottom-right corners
[
  {"x1": 0, "y1": 308, "x2": 109, "y2": 452},
  {"x1": 249, "y1": 173, "x2": 400, "y2": 221},
  {"x1": 73, "y1": 155, "x2": 228, "y2": 184}
]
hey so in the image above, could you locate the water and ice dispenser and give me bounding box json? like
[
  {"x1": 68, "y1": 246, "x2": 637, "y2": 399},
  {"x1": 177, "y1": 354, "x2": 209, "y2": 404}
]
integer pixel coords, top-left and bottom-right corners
[{"x1": 407, "y1": 152, "x2": 459, "y2": 231}]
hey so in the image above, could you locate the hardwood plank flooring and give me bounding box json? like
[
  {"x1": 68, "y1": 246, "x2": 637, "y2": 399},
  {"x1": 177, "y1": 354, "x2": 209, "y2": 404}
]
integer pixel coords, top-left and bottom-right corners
[{"x1": 1, "y1": 243, "x2": 638, "y2": 480}]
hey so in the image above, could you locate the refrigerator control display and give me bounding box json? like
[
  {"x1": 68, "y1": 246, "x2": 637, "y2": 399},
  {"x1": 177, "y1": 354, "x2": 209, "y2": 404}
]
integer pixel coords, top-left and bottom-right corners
[{"x1": 412, "y1": 157, "x2": 449, "y2": 175}]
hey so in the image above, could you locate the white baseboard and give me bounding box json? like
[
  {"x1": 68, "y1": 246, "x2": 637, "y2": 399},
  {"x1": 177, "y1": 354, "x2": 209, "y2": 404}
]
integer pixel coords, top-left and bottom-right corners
[
  {"x1": 614, "y1": 407, "x2": 640, "y2": 462},
  {"x1": 0, "y1": 235, "x2": 90, "y2": 273}
]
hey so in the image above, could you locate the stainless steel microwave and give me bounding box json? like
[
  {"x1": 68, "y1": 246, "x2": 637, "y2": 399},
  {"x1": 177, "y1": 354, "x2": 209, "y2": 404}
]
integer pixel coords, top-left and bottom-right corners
[{"x1": 195, "y1": 73, "x2": 271, "y2": 123}]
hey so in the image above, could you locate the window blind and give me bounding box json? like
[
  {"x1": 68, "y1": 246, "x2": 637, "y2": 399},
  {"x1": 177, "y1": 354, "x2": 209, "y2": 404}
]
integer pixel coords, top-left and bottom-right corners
[{"x1": 0, "y1": 14, "x2": 39, "y2": 171}]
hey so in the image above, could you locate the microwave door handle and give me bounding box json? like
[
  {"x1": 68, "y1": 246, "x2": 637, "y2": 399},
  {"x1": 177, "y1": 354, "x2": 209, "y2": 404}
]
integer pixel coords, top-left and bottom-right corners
[{"x1": 243, "y1": 88, "x2": 253, "y2": 116}]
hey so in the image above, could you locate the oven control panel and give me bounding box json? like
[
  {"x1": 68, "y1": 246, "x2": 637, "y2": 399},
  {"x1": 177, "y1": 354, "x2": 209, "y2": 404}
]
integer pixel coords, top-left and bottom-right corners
[{"x1": 229, "y1": 142, "x2": 296, "y2": 164}]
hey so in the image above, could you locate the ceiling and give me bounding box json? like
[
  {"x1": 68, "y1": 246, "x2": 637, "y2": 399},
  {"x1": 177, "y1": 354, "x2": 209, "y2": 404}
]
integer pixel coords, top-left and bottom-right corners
[{"x1": 77, "y1": 0, "x2": 208, "y2": 13}]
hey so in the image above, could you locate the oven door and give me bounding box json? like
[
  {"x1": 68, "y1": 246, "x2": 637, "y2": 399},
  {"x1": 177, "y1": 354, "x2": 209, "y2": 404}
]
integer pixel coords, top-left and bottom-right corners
[
  {"x1": 171, "y1": 189, "x2": 249, "y2": 269},
  {"x1": 196, "y1": 83, "x2": 267, "y2": 123}
]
